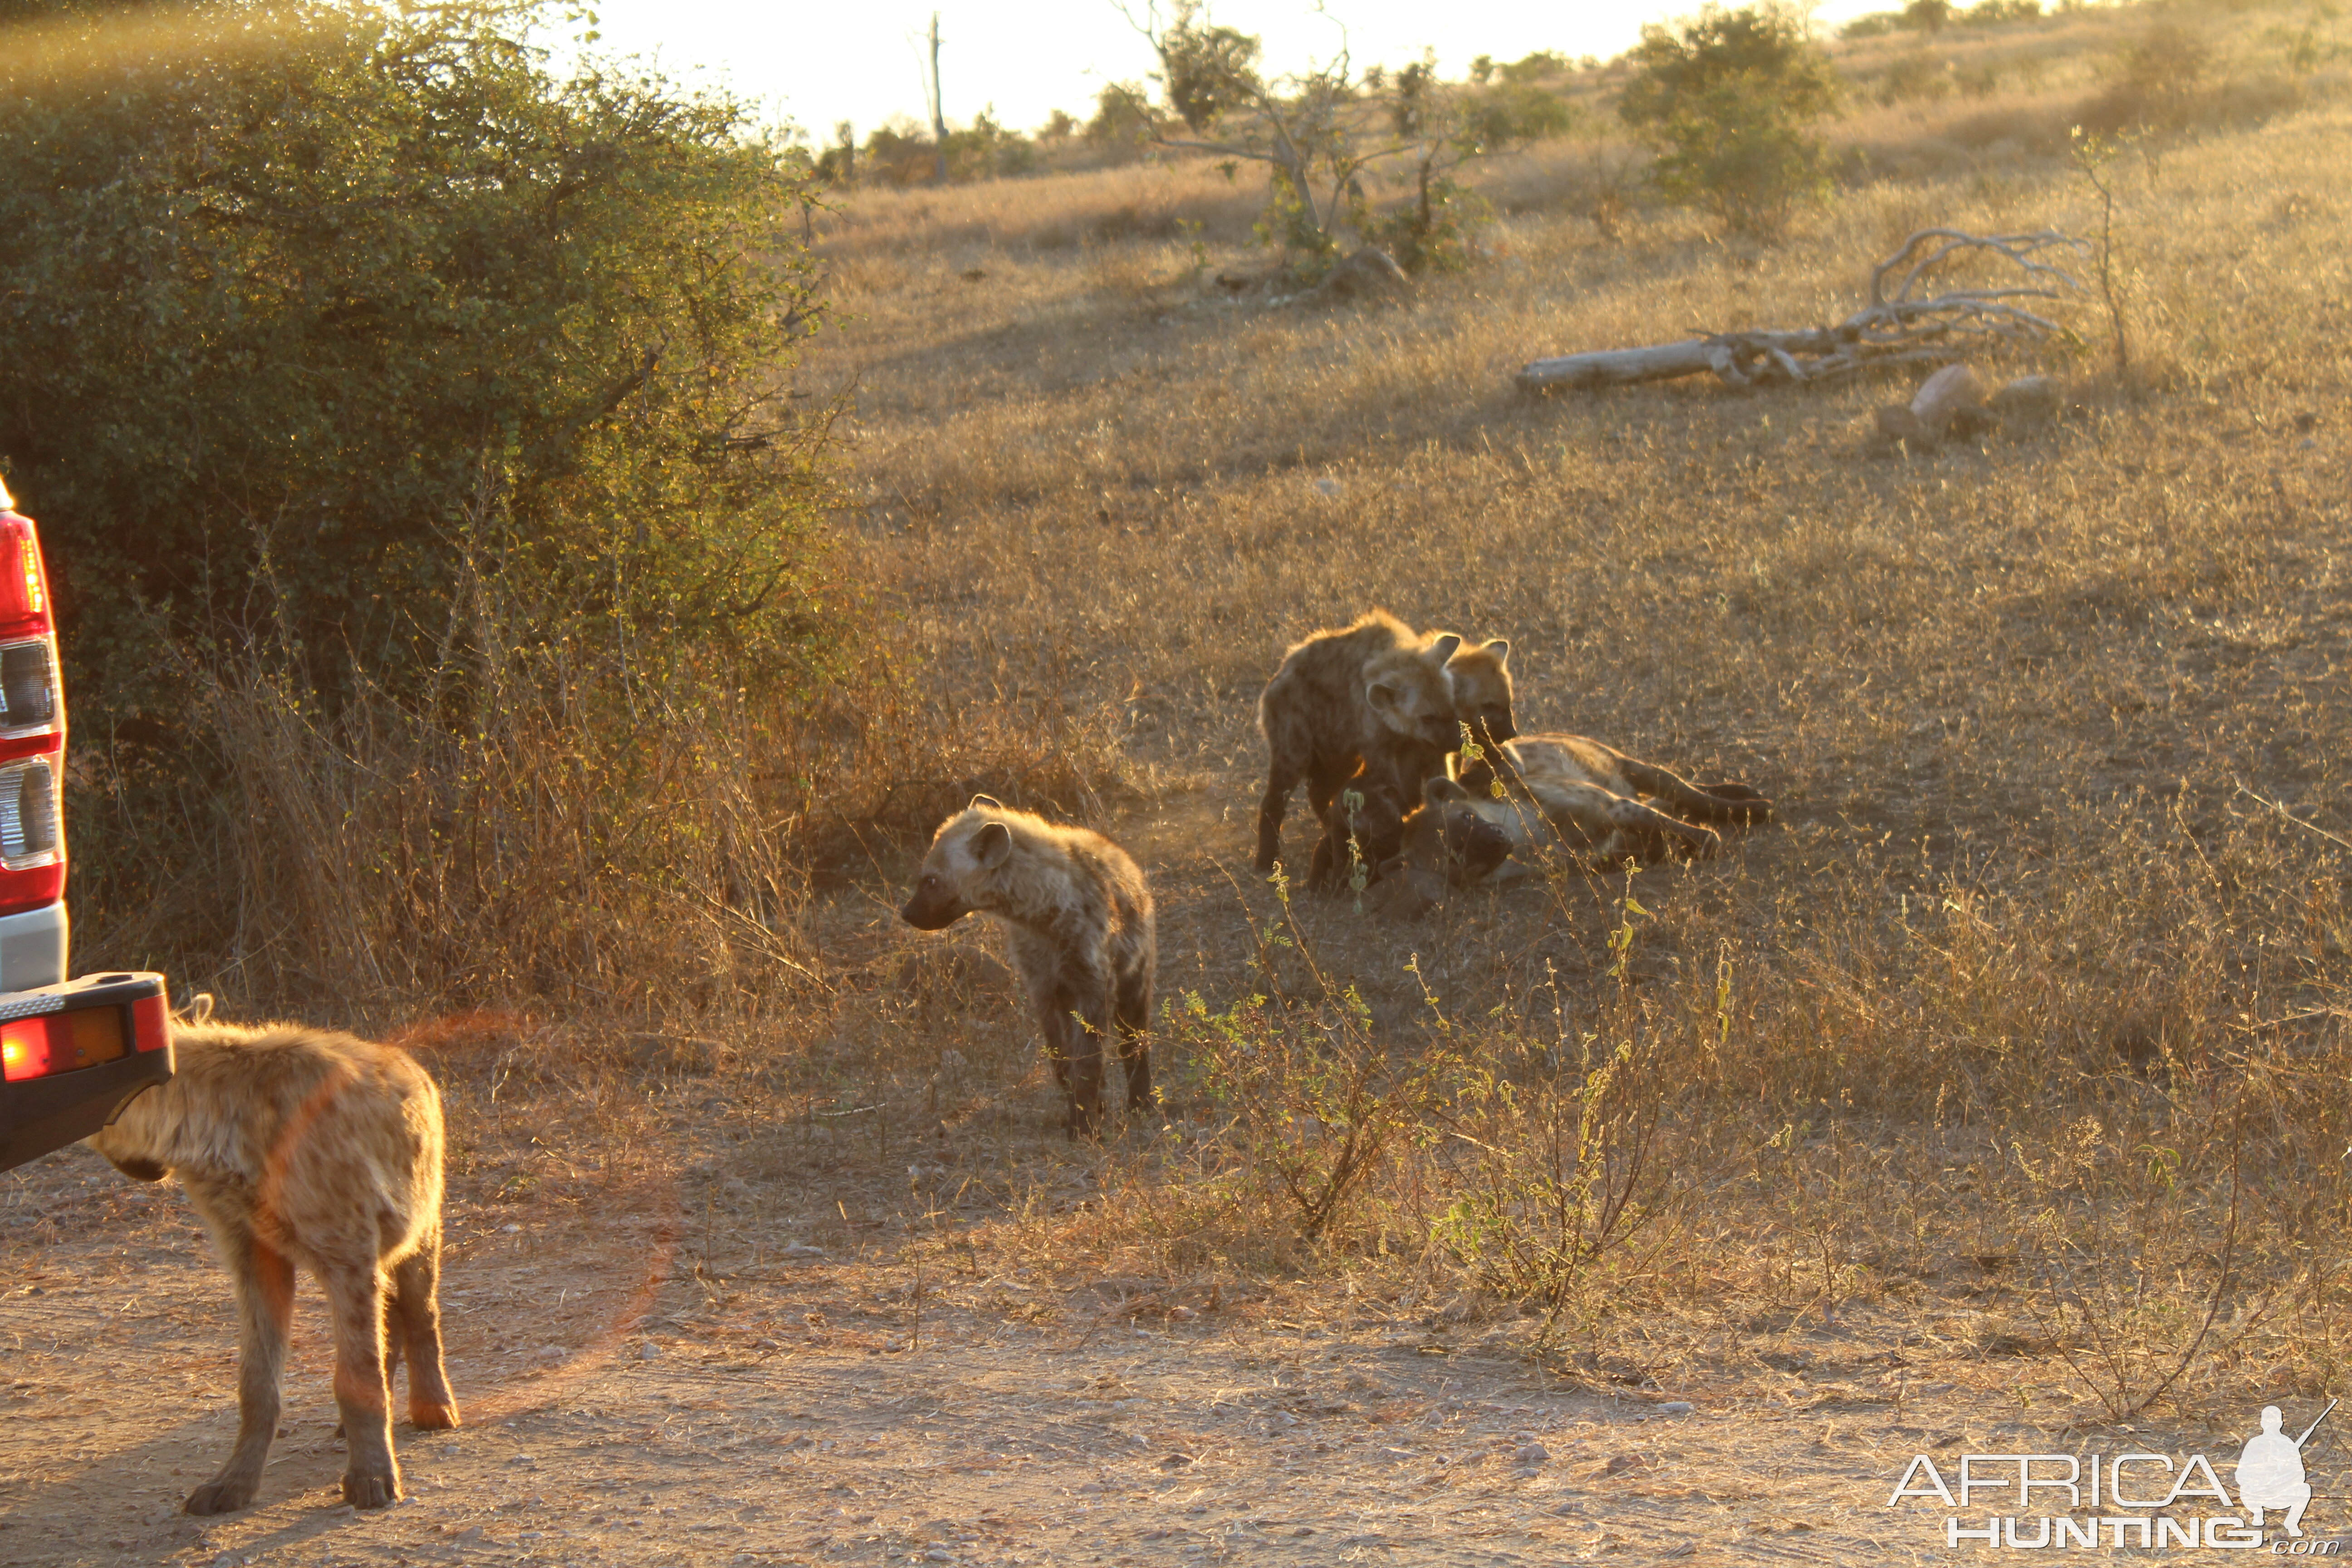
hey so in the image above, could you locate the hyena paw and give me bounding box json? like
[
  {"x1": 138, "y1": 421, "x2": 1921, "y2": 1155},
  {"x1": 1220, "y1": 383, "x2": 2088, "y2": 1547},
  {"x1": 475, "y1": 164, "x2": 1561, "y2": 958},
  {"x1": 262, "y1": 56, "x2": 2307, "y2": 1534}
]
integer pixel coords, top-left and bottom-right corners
[
  {"x1": 185, "y1": 1477, "x2": 258, "y2": 1515},
  {"x1": 343, "y1": 1468, "x2": 400, "y2": 1509},
  {"x1": 411, "y1": 1399, "x2": 461, "y2": 1431}
]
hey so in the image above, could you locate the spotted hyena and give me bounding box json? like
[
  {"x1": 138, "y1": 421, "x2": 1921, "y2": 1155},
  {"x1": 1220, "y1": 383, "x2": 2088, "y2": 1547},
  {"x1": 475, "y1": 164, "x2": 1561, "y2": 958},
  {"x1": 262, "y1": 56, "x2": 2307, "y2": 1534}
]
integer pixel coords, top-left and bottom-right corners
[
  {"x1": 86, "y1": 1000, "x2": 458, "y2": 1514},
  {"x1": 1442, "y1": 636, "x2": 1517, "y2": 750},
  {"x1": 1254, "y1": 610, "x2": 1462, "y2": 875},
  {"x1": 1449, "y1": 733, "x2": 1773, "y2": 871},
  {"x1": 901, "y1": 796, "x2": 1156, "y2": 1138}
]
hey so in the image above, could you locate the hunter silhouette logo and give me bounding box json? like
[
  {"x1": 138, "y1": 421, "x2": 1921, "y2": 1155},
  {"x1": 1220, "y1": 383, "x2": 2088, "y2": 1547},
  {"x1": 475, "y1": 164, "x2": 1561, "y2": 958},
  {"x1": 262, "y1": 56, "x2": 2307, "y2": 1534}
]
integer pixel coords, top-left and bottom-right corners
[
  {"x1": 2239, "y1": 1401, "x2": 2334, "y2": 1538},
  {"x1": 1886, "y1": 1400, "x2": 2343, "y2": 1551}
]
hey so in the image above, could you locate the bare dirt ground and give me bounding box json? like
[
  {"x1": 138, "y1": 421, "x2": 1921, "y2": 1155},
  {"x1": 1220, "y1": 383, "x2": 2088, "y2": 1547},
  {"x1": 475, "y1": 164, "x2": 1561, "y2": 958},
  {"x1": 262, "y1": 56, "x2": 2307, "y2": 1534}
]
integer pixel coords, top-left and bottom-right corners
[
  {"x1": 0, "y1": 1135, "x2": 2169, "y2": 1568},
  {"x1": 9, "y1": 23, "x2": 2352, "y2": 1565}
]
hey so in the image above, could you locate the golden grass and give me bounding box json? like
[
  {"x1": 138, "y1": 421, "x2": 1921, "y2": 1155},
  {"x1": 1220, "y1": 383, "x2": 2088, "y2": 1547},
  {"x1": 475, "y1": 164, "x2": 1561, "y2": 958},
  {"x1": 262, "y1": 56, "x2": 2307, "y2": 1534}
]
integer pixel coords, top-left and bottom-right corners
[
  {"x1": 69, "y1": 0, "x2": 2352, "y2": 1428},
  {"x1": 751, "y1": 0, "x2": 2352, "y2": 1419}
]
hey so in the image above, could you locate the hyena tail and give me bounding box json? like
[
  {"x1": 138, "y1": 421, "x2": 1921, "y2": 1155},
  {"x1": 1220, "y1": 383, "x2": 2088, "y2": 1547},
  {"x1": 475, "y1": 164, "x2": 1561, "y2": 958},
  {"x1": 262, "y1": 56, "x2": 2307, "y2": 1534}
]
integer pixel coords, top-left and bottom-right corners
[{"x1": 1612, "y1": 757, "x2": 1774, "y2": 825}]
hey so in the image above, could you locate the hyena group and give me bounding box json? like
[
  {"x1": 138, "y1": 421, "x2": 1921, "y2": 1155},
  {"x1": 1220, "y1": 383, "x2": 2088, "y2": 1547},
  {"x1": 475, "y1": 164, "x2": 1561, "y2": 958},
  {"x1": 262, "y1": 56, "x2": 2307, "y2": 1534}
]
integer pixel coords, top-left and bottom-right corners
[
  {"x1": 1254, "y1": 607, "x2": 1772, "y2": 901},
  {"x1": 890, "y1": 607, "x2": 1772, "y2": 1137},
  {"x1": 74, "y1": 608, "x2": 1769, "y2": 1521},
  {"x1": 87, "y1": 998, "x2": 457, "y2": 1514}
]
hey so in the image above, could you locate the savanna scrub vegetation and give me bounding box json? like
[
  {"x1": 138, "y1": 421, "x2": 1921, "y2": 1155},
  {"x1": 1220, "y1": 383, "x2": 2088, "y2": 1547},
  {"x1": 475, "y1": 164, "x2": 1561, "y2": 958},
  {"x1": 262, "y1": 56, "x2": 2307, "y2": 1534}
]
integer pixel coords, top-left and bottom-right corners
[{"x1": 6, "y1": 0, "x2": 2352, "y2": 1460}]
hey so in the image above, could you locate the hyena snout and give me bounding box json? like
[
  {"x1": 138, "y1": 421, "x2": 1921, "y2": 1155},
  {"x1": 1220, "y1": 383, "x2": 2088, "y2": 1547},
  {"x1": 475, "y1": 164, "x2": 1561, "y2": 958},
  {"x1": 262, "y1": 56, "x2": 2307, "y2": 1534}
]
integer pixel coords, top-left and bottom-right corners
[{"x1": 899, "y1": 876, "x2": 968, "y2": 931}]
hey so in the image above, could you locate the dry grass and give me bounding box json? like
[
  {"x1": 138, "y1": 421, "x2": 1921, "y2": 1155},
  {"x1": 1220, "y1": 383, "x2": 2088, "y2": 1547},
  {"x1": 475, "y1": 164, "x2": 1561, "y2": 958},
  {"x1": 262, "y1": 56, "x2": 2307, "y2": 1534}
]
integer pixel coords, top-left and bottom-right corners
[
  {"x1": 66, "y1": 0, "x2": 2352, "y2": 1433},
  {"x1": 752, "y1": 0, "x2": 2352, "y2": 1424}
]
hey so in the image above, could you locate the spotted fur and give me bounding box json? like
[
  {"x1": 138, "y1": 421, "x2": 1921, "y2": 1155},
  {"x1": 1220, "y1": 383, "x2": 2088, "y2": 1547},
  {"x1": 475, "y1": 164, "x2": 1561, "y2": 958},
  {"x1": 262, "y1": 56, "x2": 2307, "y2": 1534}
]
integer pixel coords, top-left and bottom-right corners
[
  {"x1": 1447, "y1": 734, "x2": 1773, "y2": 872},
  {"x1": 902, "y1": 797, "x2": 1156, "y2": 1138},
  {"x1": 1254, "y1": 610, "x2": 1461, "y2": 875},
  {"x1": 86, "y1": 1003, "x2": 457, "y2": 1515}
]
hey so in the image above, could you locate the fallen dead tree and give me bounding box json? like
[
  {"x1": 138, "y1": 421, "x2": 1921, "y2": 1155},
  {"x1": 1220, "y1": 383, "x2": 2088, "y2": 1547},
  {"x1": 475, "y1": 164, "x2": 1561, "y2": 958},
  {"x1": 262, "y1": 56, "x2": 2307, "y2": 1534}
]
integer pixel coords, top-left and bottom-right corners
[{"x1": 1517, "y1": 228, "x2": 2086, "y2": 394}]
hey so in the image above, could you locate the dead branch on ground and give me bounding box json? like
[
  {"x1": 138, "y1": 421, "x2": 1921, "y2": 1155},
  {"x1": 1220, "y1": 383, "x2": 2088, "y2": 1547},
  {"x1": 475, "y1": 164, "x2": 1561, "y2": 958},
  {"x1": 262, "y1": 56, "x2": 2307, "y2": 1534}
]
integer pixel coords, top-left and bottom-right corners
[{"x1": 1516, "y1": 228, "x2": 2087, "y2": 394}]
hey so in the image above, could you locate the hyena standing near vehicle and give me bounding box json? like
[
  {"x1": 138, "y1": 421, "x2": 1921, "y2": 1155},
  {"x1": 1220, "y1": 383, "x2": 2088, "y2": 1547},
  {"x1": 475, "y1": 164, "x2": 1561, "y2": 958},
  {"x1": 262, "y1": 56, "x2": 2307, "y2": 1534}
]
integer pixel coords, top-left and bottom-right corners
[
  {"x1": 85, "y1": 1003, "x2": 458, "y2": 1514},
  {"x1": 901, "y1": 797, "x2": 1156, "y2": 1138},
  {"x1": 1254, "y1": 610, "x2": 1467, "y2": 876}
]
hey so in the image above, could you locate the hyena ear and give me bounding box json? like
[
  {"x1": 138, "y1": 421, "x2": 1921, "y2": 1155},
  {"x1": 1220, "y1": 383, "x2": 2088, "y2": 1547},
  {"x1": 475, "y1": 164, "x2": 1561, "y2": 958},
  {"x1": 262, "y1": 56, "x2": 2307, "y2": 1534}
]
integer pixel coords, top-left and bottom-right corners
[
  {"x1": 181, "y1": 992, "x2": 215, "y2": 1024},
  {"x1": 1365, "y1": 676, "x2": 1402, "y2": 716},
  {"x1": 1426, "y1": 633, "x2": 1463, "y2": 665},
  {"x1": 969, "y1": 793, "x2": 1002, "y2": 811},
  {"x1": 971, "y1": 820, "x2": 1014, "y2": 869},
  {"x1": 1424, "y1": 777, "x2": 1474, "y2": 807},
  {"x1": 1483, "y1": 638, "x2": 1509, "y2": 666}
]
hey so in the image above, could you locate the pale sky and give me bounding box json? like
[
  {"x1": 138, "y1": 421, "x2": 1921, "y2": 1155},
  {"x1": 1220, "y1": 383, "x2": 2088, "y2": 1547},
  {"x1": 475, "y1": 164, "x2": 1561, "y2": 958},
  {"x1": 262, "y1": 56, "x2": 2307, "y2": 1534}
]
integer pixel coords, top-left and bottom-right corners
[{"x1": 557, "y1": 0, "x2": 1886, "y2": 143}]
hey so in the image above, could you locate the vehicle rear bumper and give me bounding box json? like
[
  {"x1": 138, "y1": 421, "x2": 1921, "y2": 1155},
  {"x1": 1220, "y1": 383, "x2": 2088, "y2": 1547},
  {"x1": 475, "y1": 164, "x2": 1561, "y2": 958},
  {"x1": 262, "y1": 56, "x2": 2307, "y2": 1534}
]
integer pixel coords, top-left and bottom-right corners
[{"x1": 0, "y1": 971, "x2": 171, "y2": 1171}]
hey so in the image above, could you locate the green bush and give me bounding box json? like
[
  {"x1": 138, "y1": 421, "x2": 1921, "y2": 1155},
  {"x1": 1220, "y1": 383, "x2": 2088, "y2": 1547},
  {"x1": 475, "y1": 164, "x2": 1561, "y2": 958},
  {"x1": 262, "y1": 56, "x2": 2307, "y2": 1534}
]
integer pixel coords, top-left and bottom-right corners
[
  {"x1": 0, "y1": 0, "x2": 837, "y2": 720},
  {"x1": 1618, "y1": 4, "x2": 1842, "y2": 240},
  {"x1": 0, "y1": 0, "x2": 853, "y2": 1003}
]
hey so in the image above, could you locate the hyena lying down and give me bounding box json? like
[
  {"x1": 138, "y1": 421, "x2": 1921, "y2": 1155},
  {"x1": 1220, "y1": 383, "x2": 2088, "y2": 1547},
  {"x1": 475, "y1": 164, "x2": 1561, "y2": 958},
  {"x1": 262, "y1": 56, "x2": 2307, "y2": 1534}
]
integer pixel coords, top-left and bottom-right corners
[
  {"x1": 1447, "y1": 733, "x2": 1772, "y2": 871},
  {"x1": 902, "y1": 796, "x2": 1156, "y2": 1138},
  {"x1": 1254, "y1": 609, "x2": 1516, "y2": 876},
  {"x1": 86, "y1": 1000, "x2": 457, "y2": 1513}
]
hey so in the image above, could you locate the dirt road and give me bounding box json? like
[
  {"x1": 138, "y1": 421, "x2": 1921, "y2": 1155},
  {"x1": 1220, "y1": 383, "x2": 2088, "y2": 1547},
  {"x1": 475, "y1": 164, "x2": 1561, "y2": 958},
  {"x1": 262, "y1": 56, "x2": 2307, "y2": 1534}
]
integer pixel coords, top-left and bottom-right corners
[{"x1": 1, "y1": 1144, "x2": 2131, "y2": 1568}]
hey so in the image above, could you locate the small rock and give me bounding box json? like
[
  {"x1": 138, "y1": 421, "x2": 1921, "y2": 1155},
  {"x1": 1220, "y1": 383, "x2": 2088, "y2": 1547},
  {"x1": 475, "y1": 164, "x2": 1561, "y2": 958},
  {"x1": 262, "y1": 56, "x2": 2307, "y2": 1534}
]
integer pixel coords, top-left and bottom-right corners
[
  {"x1": 1515, "y1": 1441, "x2": 1551, "y2": 1464},
  {"x1": 501, "y1": 1223, "x2": 523, "y2": 1234},
  {"x1": 536, "y1": 1345, "x2": 564, "y2": 1360},
  {"x1": 1313, "y1": 477, "x2": 1343, "y2": 498},
  {"x1": 783, "y1": 1243, "x2": 827, "y2": 1259},
  {"x1": 1658, "y1": 1401, "x2": 1695, "y2": 1415},
  {"x1": 1168, "y1": 1305, "x2": 1198, "y2": 1321},
  {"x1": 639, "y1": 1342, "x2": 661, "y2": 1360}
]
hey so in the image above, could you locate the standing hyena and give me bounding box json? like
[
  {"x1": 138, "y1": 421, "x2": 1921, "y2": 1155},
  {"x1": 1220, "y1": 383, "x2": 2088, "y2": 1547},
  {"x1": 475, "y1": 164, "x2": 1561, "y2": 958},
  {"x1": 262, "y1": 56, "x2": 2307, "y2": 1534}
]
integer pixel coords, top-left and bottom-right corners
[
  {"x1": 86, "y1": 1001, "x2": 458, "y2": 1514},
  {"x1": 1441, "y1": 635, "x2": 1517, "y2": 750},
  {"x1": 901, "y1": 796, "x2": 1156, "y2": 1138},
  {"x1": 1254, "y1": 610, "x2": 1465, "y2": 875}
]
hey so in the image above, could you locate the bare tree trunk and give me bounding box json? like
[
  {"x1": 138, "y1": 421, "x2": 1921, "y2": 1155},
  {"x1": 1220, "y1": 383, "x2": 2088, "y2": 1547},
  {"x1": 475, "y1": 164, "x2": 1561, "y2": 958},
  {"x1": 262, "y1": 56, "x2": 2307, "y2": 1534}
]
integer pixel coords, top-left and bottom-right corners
[{"x1": 926, "y1": 14, "x2": 947, "y2": 187}]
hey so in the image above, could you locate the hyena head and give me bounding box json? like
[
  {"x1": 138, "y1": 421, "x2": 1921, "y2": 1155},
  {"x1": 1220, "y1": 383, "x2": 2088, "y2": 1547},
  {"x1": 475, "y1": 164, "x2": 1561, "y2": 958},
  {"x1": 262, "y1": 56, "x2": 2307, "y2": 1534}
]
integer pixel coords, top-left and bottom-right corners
[
  {"x1": 900, "y1": 795, "x2": 1016, "y2": 931},
  {"x1": 1445, "y1": 638, "x2": 1515, "y2": 747},
  {"x1": 1364, "y1": 633, "x2": 1461, "y2": 751},
  {"x1": 1400, "y1": 777, "x2": 1514, "y2": 887}
]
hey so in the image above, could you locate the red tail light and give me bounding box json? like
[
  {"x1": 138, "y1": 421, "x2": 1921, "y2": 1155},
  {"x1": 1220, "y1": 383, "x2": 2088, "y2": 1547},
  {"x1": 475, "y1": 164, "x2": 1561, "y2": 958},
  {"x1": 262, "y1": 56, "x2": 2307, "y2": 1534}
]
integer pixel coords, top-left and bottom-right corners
[{"x1": 0, "y1": 486, "x2": 64, "y2": 920}]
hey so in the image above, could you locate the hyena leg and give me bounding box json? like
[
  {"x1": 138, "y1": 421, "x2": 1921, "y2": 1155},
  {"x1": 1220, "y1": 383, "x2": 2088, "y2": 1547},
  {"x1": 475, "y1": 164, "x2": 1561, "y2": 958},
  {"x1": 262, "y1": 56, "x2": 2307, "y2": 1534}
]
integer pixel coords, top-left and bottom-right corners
[
  {"x1": 1045, "y1": 980, "x2": 1108, "y2": 1141},
  {"x1": 186, "y1": 1234, "x2": 295, "y2": 1515},
  {"x1": 1603, "y1": 797, "x2": 1721, "y2": 863},
  {"x1": 321, "y1": 1258, "x2": 402, "y2": 1508},
  {"x1": 1255, "y1": 760, "x2": 1304, "y2": 874},
  {"x1": 1614, "y1": 756, "x2": 1773, "y2": 825},
  {"x1": 1115, "y1": 967, "x2": 1153, "y2": 1115},
  {"x1": 391, "y1": 1236, "x2": 460, "y2": 1431}
]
